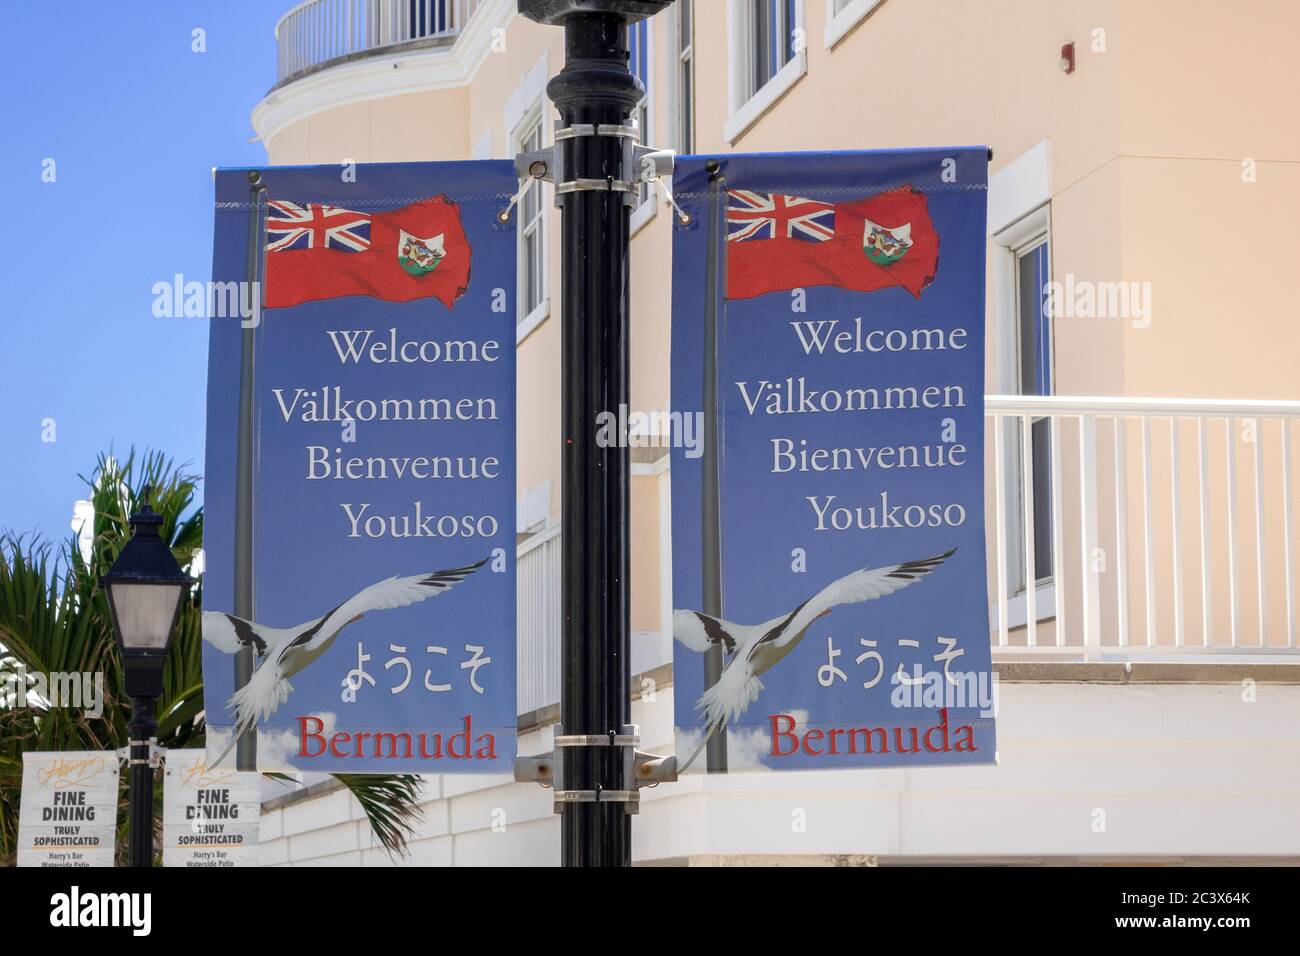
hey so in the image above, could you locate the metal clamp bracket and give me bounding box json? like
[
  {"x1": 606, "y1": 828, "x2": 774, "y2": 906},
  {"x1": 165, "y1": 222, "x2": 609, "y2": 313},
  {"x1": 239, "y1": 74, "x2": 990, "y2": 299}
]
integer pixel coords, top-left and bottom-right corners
[
  {"x1": 554, "y1": 122, "x2": 640, "y2": 143},
  {"x1": 555, "y1": 731, "x2": 640, "y2": 748},
  {"x1": 506, "y1": 122, "x2": 678, "y2": 213},
  {"x1": 553, "y1": 789, "x2": 640, "y2": 805},
  {"x1": 514, "y1": 723, "x2": 678, "y2": 815},
  {"x1": 513, "y1": 146, "x2": 556, "y2": 186},
  {"x1": 556, "y1": 177, "x2": 633, "y2": 196},
  {"x1": 632, "y1": 146, "x2": 674, "y2": 183},
  {"x1": 126, "y1": 738, "x2": 162, "y2": 768},
  {"x1": 632, "y1": 751, "x2": 678, "y2": 786}
]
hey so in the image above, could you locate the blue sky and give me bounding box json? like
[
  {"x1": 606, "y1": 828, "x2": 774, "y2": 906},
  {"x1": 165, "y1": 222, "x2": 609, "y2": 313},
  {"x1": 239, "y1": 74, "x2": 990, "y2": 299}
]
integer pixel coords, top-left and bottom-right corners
[{"x1": 0, "y1": 1, "x2": 281, "y2": 543}]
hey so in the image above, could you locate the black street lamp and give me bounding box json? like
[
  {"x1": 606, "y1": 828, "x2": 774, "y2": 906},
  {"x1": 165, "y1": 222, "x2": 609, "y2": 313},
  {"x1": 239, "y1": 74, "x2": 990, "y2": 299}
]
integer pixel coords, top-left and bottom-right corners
[{"x1": 101, "y1": 498, "x2": 194, "y2": 867}]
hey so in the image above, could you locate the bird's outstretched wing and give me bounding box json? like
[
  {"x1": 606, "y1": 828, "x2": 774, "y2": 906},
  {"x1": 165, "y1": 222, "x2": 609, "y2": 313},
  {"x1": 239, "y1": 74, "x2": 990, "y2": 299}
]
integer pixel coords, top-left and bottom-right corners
[
  {"x1": 202, "y1": 611, "x2": 270, "y2": 657},
  {"x1": 750, "y1": 549, "x2": 956, "y2": 660},
  {"x1": 672, "y1": 609, "x2": 747, "y2": 655},
  {"x1": 276, "y1": 558, "x2": 487, "y2": 663}
]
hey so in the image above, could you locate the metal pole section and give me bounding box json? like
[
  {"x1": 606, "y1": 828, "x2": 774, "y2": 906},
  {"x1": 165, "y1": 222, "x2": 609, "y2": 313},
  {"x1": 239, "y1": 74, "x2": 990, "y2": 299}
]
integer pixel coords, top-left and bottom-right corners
[
  {"x1": 519, "y1": 0, "x2": 669, "y2": 867},
  {"x1": 128, "y1": 697, "x2": 156, "y2": 867},
  {"x1": 233, "y1": 170, "x2": 264, "y2": 771},
  {"x1": 701, "y1": 161, "x2": 728, "y2": 772},
  {"x1": 555, "y1": 7, "x2": 635, "y2": 871}
]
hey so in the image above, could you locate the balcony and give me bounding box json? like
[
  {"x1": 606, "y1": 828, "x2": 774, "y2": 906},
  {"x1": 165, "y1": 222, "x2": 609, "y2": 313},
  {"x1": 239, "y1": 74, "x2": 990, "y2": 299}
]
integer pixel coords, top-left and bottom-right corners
[
  {"x1": 517, "y1": 395, "x2": 1300, "y2": 714},
  {"x1": 274, "y1": 0, "x2": 482, "y2": 88}
]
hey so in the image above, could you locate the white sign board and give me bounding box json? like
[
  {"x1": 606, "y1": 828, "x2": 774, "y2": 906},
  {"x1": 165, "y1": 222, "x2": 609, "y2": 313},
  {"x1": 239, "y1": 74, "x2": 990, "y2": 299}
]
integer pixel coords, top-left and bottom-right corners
[
  {"x1": 162, "y1": 749, "x2": 260, "y2": 867},
  {"x1": 17, "y1": 751, "x2": 118, "y2": 867}
]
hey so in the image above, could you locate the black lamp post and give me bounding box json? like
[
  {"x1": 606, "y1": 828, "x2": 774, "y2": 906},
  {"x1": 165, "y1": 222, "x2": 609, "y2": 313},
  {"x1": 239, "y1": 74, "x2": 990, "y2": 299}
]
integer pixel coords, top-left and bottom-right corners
[
  {"x1": 101, "y1": 499, "x2": 194, "y2": 867},
  {"x1": 518, "y1": 0, "x2": 672, "y2": 867}
]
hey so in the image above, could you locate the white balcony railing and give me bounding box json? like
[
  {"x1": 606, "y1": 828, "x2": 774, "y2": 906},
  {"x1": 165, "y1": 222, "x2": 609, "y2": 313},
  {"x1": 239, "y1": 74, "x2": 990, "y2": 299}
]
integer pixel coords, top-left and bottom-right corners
[
  {"x1": 517, "y1": 523, "x2": 561, "y2": 715},
  {"x1": 516, "y1": 396, "x2": 1300, "y2": 712},
  {"x1": 988, "y1": 395, "x2": 1299, "y2": 661},
  {"x1": 274, "y1": 0, "x2": 481, "y2": 85}
]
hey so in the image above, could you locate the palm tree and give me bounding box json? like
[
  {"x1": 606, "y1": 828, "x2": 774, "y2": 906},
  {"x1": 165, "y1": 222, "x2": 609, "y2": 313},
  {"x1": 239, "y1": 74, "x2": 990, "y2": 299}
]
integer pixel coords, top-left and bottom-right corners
[{"x1": 0, "y1": 450, "x2": 423, "y2": 865}]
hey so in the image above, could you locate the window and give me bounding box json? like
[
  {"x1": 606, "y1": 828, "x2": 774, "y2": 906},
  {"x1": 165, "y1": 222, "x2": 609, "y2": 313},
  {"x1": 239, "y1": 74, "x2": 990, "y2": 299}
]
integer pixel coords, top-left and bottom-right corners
[
  {"x1": 674, "y1": 0, "x2": 695, "y2": 154},
  {"x1": 628, "y1": 19, "x2": 653, "y2": 210},
  {"x1": 1016, "y1": 239, "x2": 1053, "y2": 399},
  {"x1": 1013, "y1": 232, "x2": 1054, "y2": 589},
  {"x1": 745, "y1": 0, "x2": 798, "y2": 99},
  {"x1": 995, "y1": 209, "x2": 1055, "y2": 603},
  {"x1": 726, "y1": 0, "x2": 807, "y2": 143},
  {"x1": 515, "y1": 108, "x2": 547, "y2": 340},
  {"x1": 824, "y1": 0, "x2": 884, "y2": 49}
]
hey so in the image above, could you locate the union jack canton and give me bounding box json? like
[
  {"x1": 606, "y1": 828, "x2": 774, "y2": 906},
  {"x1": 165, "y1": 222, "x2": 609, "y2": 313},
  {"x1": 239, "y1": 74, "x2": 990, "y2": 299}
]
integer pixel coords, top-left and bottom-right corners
[
  {"x1": 266, "y1": 201, "x2": 371, "y2": 252},
  {"x1": 726, "y1": 191, "x2": 835, "y2": 243}
]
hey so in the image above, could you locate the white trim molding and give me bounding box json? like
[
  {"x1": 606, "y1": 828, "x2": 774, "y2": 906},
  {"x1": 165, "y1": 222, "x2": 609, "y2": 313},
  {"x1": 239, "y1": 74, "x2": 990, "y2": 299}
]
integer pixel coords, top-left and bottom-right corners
[
  {"x1": 988, "y1": 139, "x2": 1052, "y2": 236},
  {"x1": 516, "y1": 480, "x2": 552, "y2": 534},
  {"x1": 516, "y1": 299, "x2": 549, "y2": 345},
  {"x1": 669, "y1": 0, "x2": 695, "y2": 154},
  {"x1": 725, "y1": 52, "x2": 806, "y2": 144},
  {"x1": 725, "y1": 0, "x2": 808, "y2": 144},
  {"x1": 251, "y1": 0, "x2": 514, "y2": 148},
  {"x1": 630, "y1": 195, "x2": 659, "y2": 237},
  {"x1": 824, "y1": 0, "x2": 884, "y2": 49},
  {"x1": 503, "y1": 51, "x2": 549, "y2": 141},
  {"x1": 995, "y1": 581, "x2": 1058, "y2": 633},
  {"x1": 511, "y1": 87, "x2": 549, "y2": 346}
]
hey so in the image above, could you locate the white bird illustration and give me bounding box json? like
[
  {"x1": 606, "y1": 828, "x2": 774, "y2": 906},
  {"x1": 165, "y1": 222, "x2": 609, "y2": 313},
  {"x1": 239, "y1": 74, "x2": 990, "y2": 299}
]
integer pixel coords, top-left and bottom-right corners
[
  {"x1": 672, "y1": 549, "x2": 955, "y2": 772},
  {"x1": 202, "y1": 559, "x2": 486, "y2": 765}
]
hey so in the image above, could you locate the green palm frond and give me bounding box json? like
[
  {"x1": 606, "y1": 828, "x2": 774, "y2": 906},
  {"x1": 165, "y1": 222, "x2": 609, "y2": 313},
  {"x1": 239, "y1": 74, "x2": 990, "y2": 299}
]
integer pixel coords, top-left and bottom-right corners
[{"x1": 333, "y1": 774, "x2": 425, "y2": 857}]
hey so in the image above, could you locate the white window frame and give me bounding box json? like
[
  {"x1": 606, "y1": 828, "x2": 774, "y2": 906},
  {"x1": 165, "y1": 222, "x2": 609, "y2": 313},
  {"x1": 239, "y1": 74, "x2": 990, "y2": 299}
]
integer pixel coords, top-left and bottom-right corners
[
  {"x1": 512, "y1": 100, "x2": 549, "y2": 345},
  {"x1": 630, "y1": 18, "x2": 657, "y2": 237},
  {"x1": 993, "y1": 204, "x2": 1056, "y2": 630},
  {"x1": 824, "y1": 0, "x2": 884, "y2": 49},
  {"x1": 671, "y1": 0, "x2": 695, "y2": 155},
  {"x1": 725, "y1": 0, "x2": 808, "y2": 144},
  {"x1": 992, "y1": 207, "x2": 1053, "y2": 397}
]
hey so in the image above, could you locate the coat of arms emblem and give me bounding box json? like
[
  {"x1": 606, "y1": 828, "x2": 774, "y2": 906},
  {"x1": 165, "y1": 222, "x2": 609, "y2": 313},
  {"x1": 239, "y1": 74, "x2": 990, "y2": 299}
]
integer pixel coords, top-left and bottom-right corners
[
  {"x1": 862, "y1": 219, "x2": 913, "y2": 265},
  {"x1": 398, "y1": 230, "x2": 446, "y2": 275}
]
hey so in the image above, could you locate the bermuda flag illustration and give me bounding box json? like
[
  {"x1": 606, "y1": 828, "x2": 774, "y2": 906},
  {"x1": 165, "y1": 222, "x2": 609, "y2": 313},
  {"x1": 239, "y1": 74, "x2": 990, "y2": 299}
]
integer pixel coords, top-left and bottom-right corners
[
  {"x1": 725, "y1": 187, "x2": 939, "y2": 300},
  {"x1": 264, "y1": 196, "x2": 472, "y2": 309}
]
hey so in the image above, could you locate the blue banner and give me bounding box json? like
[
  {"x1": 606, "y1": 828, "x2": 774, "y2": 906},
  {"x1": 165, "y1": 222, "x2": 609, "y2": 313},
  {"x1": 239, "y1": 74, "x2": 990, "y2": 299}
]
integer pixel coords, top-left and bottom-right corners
[
  {"x1": 203, "y1": 162, "x2": 516, "y2": 772},
  {"x1": 670, "y1": 149, "x2": 995, "y2": 772}
]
